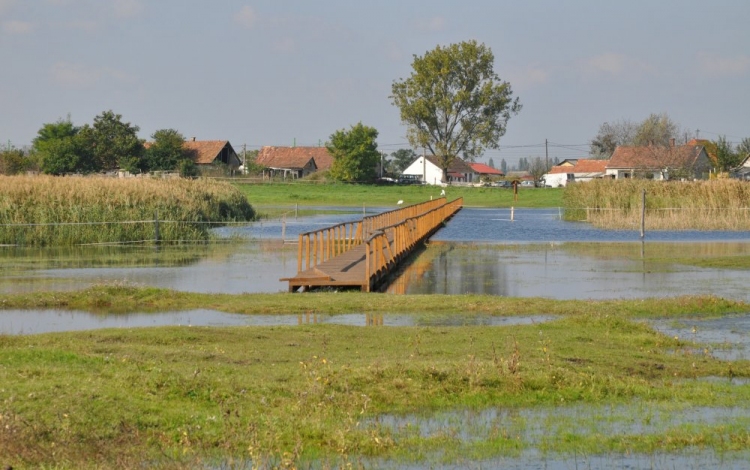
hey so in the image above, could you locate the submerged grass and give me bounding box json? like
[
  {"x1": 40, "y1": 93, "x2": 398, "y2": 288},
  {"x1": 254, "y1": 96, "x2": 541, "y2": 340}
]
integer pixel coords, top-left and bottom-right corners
[
  {"x1": 1, "y1": 284, "x2": 747, "y2": 318},
  {"x1": 0, "y1": 306, "x2": 748, "y2": 468},
  {"x1": 0, "y1": 175, "x2": 255, "y2": 246},
  {"x1": 563, "y1": 179, "x2": 750, "y2": 230}
]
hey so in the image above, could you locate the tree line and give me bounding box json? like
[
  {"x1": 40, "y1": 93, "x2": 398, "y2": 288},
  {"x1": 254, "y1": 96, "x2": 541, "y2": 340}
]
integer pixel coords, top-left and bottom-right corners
[{"x1": 0, "y1": 111, "x2": 199, "y2": 177}]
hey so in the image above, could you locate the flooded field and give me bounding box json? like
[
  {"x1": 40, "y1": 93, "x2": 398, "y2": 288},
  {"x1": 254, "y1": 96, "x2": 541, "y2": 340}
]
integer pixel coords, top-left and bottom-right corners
[
  {"x1": 2, "y1": 207, "x2": 750, "y2": 469},
  {"x1": 2, "y1": 208, "x2": 750, "y2": 300}
]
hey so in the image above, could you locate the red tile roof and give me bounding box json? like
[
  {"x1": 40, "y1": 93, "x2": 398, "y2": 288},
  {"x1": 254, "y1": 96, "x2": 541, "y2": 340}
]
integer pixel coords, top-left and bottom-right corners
[
  {"x1": 608, "y1": 144, "x2": 705, "y2": 170},
  {"x1": 548, "y1": 159, "x2": 608, "y2": 174},
  {"x1": 183, "y1": 140, "x2": 232, "y2": 164},
  {"x1": 469, "y1": 163, "x2": 504, "y2": 176},
  {"x1": 256, "y1": 146, "x2": 333, "y2": 171}
]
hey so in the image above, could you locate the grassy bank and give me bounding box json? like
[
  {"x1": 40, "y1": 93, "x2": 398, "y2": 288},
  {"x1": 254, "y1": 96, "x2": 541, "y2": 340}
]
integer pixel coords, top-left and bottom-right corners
[
  {"x1": 1, "y1": 284, "x2": 746, "y2": 317},
  {"x1": 1, "y1": 287, "x2": 749, "y2": 468},
  {"x1": 0, "y1": 176, "x2": 255, "y2": 245},
  {"x1": 233, "y1": 182, "x2": 562, "y2": 215},
  {"x1": 563, "y1": 179, "x2": 750, "y2": 230}
]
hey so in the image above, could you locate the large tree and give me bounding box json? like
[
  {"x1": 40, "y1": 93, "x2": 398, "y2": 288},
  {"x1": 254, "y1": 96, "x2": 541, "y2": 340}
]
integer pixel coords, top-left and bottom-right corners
[
  {"x1": 145, "y1": 128, "x2": 189, "y2": 171},
  {"x1": 590, "y1": 114, "x2": 682, "y2": 157},
  {"x1": 33, "y1": 117, "x2": 95, "y2": 175},
  {"x1": 391, "y1": 40, "x2": 521, "y2": 182},
  {"x1": 326, "y1": 123, "x2": 380, "y2": 182},
  {"x1": 81, "y1": 110, "x2": 145, "y2": 172}
]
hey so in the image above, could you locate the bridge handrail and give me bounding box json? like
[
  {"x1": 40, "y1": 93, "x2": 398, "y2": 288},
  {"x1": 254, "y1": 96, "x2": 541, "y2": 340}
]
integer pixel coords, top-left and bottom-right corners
[
  {"x1": 296, "y1": 198, "x2": 451, "y2": 273},
  {"x1": 364, "y1": 197, "x2": 463, "y2": 291}
]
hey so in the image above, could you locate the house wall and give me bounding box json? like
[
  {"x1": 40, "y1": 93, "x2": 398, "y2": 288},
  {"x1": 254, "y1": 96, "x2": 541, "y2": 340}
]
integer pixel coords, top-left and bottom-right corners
[
  {"x1": 543, "y1": 172, "x2": 570, "y2": 187},
  {"x1": 402, "y1": 157, "x2": 444, "y2": 185}
]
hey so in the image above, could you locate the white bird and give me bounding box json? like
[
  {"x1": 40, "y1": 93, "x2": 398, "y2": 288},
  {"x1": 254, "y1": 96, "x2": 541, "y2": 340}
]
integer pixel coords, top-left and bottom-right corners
[{"x1": 397, "y1": 200, "x2": 404, "y2": 205}]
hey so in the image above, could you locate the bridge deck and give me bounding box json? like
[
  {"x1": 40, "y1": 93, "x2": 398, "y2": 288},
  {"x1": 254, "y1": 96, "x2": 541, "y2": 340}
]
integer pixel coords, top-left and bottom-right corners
[{"x1": 283, "y1": 198, "x2": 462, "y2": 292}]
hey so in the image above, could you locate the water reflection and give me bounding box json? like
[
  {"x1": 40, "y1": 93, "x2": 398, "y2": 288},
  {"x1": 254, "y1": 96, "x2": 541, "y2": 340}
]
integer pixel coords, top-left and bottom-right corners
[
  {"x1": 2, "y1": 208, "x2": 750, "y2": 300},
  {"x1": 0, "y1": 310, "x2": 557, "y2": 335},
  {"x1": 648, "y1": 314, "x2": 750, "y2": 361}
]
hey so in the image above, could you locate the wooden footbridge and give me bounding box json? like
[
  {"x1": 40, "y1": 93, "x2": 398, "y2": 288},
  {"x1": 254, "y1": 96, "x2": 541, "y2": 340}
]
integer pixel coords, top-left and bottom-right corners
[{"x1": 282, "y1": 197, "x2": 463, "y2": 292}]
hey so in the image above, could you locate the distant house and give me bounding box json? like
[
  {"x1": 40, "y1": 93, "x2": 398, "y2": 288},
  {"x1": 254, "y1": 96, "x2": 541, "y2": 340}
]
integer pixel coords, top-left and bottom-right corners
[
  {"x1": 402, "y1": 155, "x2": 477, "y2": 185},
  {"x1": 731, "y1": 154, "x2": 750, "y2": 180},
  {"x1": 469, "y1": 163, "x2": 504, "y2": 179},
  {"x1": 543, "y1": 159, "x2": 608, "y2": 187},
  {"x1": 606, "y1": 141, "x2": 710, "y2": 180},
  {"x1": 255, "y1": 146, "x2": 333, "y2": 179},
  {"x1": 184, "y1": 139, "x2": 241, "y2": 171}
]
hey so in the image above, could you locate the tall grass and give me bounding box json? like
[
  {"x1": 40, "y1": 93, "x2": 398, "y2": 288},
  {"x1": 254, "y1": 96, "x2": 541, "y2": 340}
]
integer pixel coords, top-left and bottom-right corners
[
  {"x1": 563, "y1": 179, "x2": 750, "y2": 230},
  {"x1": 0, "y1": 175, "x2": 255, "y2": 245}
]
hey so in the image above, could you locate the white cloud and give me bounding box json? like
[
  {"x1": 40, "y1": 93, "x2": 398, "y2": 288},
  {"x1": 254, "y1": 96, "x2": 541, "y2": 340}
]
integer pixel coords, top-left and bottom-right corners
[
  {"x1": 580, "y1": 52, "x2": 653, "y2": 79},
  {"x1": 2, "y1": 19, "x2": 32, "y2": 34},
  {"x1": 112, "y1": 0, "x2": 143, "y2": 19},
  {"x1": 51, "y1": 62, "x2": 134, "y2": 88},
  {"x1": 698, "y1": 52, "x2": 750, "y2": 77},
  {"x1": 415, "y1": 16, "x2": 445, "y2": 33},
  {"x1": 234, "y1": 5, "x2": 257, "y2": 29},
  {"x1": 507, "y1": 65, "x2": 548, "y2": 90}
]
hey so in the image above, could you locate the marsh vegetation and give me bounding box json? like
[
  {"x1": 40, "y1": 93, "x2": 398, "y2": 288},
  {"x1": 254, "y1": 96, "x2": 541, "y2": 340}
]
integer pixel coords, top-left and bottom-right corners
[
  {"x1": 563, "y1": 179, "x2": 750, "y2": 230},
  {"x1": 0, "y1": 176, "x2": 255, "y2": 245}
]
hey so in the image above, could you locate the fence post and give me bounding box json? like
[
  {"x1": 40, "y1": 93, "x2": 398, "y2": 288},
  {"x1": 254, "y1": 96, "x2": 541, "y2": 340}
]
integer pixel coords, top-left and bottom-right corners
[
  {"x1": 282, "y1": 214, "x2": 286, "y2": 242},
  {"x1": 640, "y1": 189, "x2": 646, "y2": 239},
  {"x1": 154, "y1": 210, "x2": 160, "y2": 244},
  {"x1": 511, "y1": 207, "x2": 515, "y2": 222}
]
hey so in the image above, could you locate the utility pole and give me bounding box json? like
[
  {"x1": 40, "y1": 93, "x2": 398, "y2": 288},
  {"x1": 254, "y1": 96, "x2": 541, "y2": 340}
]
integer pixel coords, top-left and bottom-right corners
[
  {"x1": 545, "y1": 139, "x2": 549, "y2": 171},
  {"x1": 243, "y1": 144, "x2": 247, "y2": 175}
]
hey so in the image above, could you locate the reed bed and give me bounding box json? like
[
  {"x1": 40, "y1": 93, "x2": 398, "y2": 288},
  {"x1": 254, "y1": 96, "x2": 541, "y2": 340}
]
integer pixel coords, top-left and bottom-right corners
[
  {"x1": 0, "y1": 175, "x2": 255, "y2": 245},
  {"x1": 563, "y1": 179, "x2": 750, "y2": 230}
]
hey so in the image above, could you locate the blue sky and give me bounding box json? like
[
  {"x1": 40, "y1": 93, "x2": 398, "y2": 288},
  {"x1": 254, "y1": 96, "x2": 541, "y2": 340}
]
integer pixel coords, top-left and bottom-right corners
[{"x1": 1, "y1": 0, "x2": 748, "y2": 165}]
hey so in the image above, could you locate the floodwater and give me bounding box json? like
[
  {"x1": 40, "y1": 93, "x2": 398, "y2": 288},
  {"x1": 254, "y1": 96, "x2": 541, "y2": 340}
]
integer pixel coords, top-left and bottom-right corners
[{"x1": 3, "y1": 207, "x2": 750, "y2": 469}]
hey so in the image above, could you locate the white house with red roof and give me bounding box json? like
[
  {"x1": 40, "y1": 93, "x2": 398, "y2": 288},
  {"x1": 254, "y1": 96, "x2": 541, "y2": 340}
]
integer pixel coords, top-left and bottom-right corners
[
  {"x1": 542, "y1": 159, "x2": 608, "y2": 187},
  {"x1": 469, "y1": 162, "x2": 504, "y2": 179},
  {"x1": 402, "y1": 155, "x2": 477, "y2": 185}
]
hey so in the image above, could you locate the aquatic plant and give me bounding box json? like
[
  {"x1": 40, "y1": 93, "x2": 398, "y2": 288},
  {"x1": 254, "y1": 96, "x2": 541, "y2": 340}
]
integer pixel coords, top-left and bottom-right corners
[{"x1": 0, "y1": 175, "x2": 255, "y2": 245}]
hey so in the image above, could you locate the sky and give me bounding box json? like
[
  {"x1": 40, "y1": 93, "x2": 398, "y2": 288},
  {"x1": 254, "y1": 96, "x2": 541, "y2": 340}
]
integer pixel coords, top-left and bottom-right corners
[{"x1": 1, "y1": 0, "x2": 749, "y2": 166}]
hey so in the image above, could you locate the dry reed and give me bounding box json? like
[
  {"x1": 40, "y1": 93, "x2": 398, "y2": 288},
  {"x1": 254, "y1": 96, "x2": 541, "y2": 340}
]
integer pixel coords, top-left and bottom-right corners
[
  {"x1": 563, "y1": 179, "x2": 750, "y2": 230},
  {"x1": 0, "y1": 175, "x2": 255, "y2": 245}
]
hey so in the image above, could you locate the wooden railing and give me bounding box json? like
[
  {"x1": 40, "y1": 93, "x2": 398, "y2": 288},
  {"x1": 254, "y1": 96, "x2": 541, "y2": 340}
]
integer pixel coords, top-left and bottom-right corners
[
  {"x1": 296, "y1": 198, "x2": 452, "y2": 274},
  {"x1": 364, "y1": 197, "x2": 463, "y2": 292}
]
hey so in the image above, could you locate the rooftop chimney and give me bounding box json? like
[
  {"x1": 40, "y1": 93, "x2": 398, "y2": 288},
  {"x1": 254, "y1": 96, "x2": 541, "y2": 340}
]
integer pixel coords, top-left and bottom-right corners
[{"x1": 192, "y1": 137, "x2": 196, "y2": 142}]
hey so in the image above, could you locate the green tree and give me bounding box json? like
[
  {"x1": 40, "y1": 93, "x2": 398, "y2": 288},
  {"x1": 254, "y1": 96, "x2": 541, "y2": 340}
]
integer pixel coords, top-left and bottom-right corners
[
  {"x1": 488, "y1": 157, "x2": 495, "y2": 169},
  {"x1": 714, "y1": 135, "x2": 741, "y2": 171},
  {"x1": 0, "y1": 146, "x2": 27, "y2": 175},
  {"x1": 737, "y1": 137, "x2": 750, "y2": 159},
  {"x1": 82, "y1": 110, "x2": 145, "y2": 172},
  {"x1": 390, "y1": 148, "x2": 417, "y2": 172},
  {"x1": 326, "y1": 122, "x2": 380, "y2": 183},
  {"x1": 633, "y1": 113, "x2": 681, "y2": 147},
  {"x1": 500, "y1": 158, "x2": 507, "y2": 174},
  {"x1": 391, "y1": 40, "x2": 521, "y2": 182},
  {"x1": 145, "y1": 128, "x2": 188, "y2": 171},
  {"x1": 32, "y1": 117, "x2": 95, "y2": 175}
]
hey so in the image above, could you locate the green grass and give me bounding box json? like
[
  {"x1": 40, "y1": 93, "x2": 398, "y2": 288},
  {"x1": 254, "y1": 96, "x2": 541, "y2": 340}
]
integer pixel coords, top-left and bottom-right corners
[
  {"x1": 1, "y1": 290, "x2": 748, "y2": 468},
  {"x1": 1, "y1": 284, "x2": 746, "y2": 318},
  {"x1": 235, "y1": 182, "x2": 563, "y2": 211}
]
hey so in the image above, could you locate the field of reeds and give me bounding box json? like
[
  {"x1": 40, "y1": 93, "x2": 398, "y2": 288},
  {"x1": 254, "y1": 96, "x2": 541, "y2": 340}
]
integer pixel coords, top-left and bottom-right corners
[
  {"x1": 563, "y1": 179, "x2": 750, "y2": 230},
  {"x1": 0, "y1": 175, "x2": 255, "y2": 246}
]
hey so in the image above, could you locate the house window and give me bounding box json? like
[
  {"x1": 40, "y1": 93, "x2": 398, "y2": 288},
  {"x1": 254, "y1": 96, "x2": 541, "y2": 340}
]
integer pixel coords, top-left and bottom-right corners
[{"x1": 623, "y1": 172, "x2": 630, "y2": 179}]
